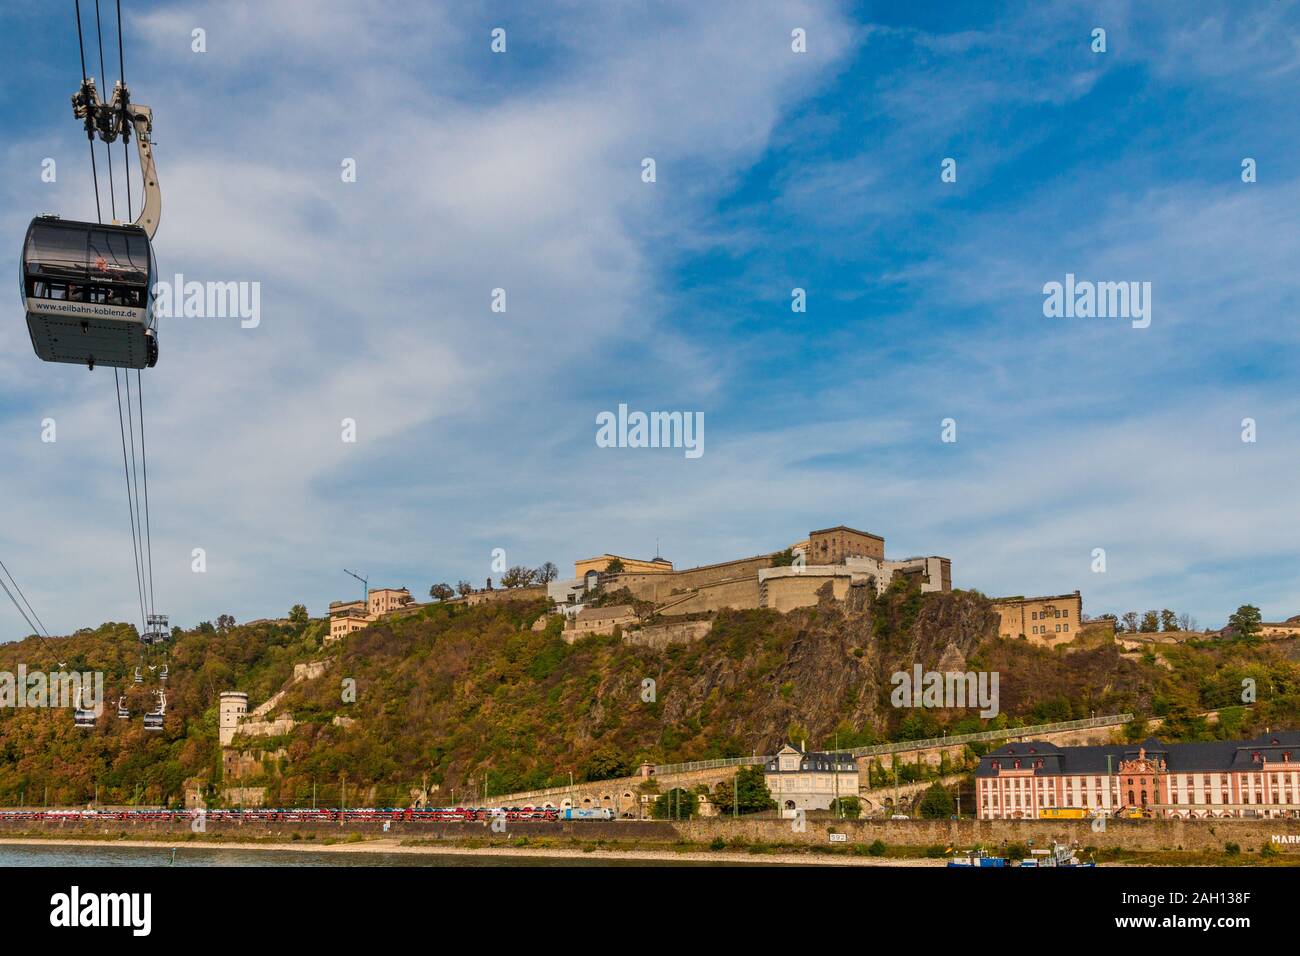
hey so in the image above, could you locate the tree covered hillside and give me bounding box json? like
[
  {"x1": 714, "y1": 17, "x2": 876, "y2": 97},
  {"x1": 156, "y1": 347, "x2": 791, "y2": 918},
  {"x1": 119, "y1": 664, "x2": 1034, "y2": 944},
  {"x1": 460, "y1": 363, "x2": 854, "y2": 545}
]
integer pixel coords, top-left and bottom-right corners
[{"x1": 2, "y1": 581, "x2": 1300, "y2": 807}]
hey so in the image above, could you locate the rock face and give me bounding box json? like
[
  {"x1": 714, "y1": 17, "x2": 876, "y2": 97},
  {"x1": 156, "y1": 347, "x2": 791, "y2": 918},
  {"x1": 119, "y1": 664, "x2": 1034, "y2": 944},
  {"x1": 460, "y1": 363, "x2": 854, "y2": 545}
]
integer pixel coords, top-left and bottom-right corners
[
  {"x1": 937, "y1": 642, "x2": 967, "y2": 674},
  {"x1": 906, "y1": 590, "x2": 999, "y2": 672},
  {"x1": 647, "y1": 582, "x2": 1001, "y2": 756}
]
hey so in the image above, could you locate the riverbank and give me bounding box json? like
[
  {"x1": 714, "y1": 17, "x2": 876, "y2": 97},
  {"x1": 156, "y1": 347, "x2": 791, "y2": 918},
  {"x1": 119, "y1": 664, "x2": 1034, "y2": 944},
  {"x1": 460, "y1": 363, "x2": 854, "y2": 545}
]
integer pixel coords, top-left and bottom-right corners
[{"x1": 0, "y1": 835, "x2": 944, "y2": 866}]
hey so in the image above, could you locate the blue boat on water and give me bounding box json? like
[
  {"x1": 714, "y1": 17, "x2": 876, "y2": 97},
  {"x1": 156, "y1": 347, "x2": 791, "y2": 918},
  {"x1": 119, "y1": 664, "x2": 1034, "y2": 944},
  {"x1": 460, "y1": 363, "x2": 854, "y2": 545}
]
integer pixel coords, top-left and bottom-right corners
[{"x1": 947, "y1": 849, "x2": 1007, "y2": 867}]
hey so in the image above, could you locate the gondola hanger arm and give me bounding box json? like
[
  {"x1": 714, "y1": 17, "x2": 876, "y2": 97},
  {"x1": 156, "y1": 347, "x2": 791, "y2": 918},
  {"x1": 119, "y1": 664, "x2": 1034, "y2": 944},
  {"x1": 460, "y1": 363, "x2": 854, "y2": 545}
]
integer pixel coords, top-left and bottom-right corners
[{"x1": 70, "y1": 79, "x2": 160, "y2": 239}]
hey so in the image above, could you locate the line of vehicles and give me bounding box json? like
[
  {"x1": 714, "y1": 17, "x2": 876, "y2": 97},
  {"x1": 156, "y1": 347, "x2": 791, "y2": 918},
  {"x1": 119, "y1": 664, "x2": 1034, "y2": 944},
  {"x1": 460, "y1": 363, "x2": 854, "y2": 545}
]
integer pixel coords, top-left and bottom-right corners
[
  {"x1": 1037, "y1": 807, "x2": 1152, "y2": 820},
  {"x1": 0, "y1": 806, "x2": 616, "y2": 823}
]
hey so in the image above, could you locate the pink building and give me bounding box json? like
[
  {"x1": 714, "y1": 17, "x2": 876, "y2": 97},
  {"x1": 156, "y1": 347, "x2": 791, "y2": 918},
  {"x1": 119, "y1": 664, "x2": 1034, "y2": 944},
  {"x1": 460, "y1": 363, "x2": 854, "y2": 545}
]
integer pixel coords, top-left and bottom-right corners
[{"x1": 976, "y1": 733, "x2": 1300, "y2": 820}]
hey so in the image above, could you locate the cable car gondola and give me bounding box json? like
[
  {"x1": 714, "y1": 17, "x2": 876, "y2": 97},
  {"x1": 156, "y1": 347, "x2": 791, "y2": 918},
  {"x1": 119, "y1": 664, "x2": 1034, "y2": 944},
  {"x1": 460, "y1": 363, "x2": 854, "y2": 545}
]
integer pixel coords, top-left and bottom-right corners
[
  {"x1": 143, "y1": 689, "x2": 164, "y2": 731},
  {"x1": 73, "y1": 689, "x2": 97, "y2": 729},
  {"x1": 22, "y1": 217, "x2": 157, "y2": 370},
  {"x1": 22, "y1": 78, "x2": 160, "y2": 370}
]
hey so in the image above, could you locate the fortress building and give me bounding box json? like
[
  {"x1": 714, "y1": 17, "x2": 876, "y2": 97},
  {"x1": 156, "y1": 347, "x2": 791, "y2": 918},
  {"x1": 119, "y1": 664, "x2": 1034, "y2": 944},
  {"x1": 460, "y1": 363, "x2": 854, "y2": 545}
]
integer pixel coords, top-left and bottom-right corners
[
  {"x1": 583, "y1": 526, "x2": 952, "y2": 616},
  {"x1": 991, "y1": 592, "x2": 1082, "y2": 645},
  {"x1": 328, "y1": 586, "x2": 414, "y2": 641}
]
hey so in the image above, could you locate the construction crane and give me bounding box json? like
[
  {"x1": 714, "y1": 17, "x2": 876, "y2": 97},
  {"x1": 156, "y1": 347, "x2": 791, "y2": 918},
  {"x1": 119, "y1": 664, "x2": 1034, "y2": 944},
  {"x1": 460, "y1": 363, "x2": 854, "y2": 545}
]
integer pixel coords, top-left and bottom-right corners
[{"x1": 344, "y1": 568, "x2": 368, "y2": 603}]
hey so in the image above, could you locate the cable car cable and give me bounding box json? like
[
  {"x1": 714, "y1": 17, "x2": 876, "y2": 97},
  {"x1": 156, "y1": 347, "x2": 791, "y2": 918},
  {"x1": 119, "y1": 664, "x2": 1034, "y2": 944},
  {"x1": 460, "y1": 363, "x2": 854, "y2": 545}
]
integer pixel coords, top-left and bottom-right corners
[
  {"x1": 93, "y1": 0, "x2": 117, "y2": 221},
  {"x1": 0, "y1": 558, "x2": 51, "y2": 640},
  {"x1": 137, "y1": 370, "x2": 156, "y2": 619},
  {"x1": 116, "y1": 0, "x2": 132, "y2": 220},
  {"x1": 114, "y1": 370, "x2": 148, "y2": 637},
  {"x1": 74, "y1": 1, "x2": 104, "y2": 224},
  {"x1": 0, "y1": 575, "x2": 42, "y2": 641},
  {"x1": 125, "y1": 369, "x2": 153, "y2": 624},
  {"x1": 0, "y1": 558, "x2": 66, "y2": 667}
]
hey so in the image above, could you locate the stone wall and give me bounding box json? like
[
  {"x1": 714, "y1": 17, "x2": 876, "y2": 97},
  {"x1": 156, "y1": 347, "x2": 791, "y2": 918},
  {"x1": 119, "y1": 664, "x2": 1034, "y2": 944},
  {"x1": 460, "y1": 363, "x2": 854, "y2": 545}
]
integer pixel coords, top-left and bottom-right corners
[
  {"x1": 488, "y1": 720, "x2": 1131, "y2": 811},
  {"x1": 465, "y1": 585, "x2": 547, "y2": 606},
  {"x1": 3, "y1": 813, "x2": 1295, "y2": 854},
  {"x1": 234, "y1": 716, "x2": 295, "y2": 739},
  {"x1": 612, "y1": 556, "x2": 772, "y2": 604},
  {"x1": 658, "y1": 576, "x2": 761, "y2": 614},
  {"x1": 220, "y1": 787, "x2": 268, "y2": 807},
  {"x1": 223, "y1": 747, "x2": 287, "y2": 781},
  {"x1": 625, "y1": 620, "x2": 713, "y2": 649},
  {"x1": 675, "y1": 816, "x2": 1300, "y2": 853},
  {"x1": 762, "y1": 572, "x2": 852, "y2": 612}
]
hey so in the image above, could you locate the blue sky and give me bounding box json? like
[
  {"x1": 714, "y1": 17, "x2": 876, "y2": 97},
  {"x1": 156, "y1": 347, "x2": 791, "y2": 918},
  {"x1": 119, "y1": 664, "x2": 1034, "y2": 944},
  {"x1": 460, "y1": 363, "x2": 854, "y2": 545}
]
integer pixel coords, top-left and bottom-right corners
[{"x1": 1, "y1": 0, "x2": 1298, "y2": 639}]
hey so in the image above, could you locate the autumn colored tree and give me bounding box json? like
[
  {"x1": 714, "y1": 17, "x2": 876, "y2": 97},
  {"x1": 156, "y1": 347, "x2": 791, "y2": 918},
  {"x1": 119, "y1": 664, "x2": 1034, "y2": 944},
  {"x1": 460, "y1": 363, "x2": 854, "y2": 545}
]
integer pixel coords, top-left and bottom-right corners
[{"x1": 1228, "y1": 605, "x2": 1263, "y2": 642}]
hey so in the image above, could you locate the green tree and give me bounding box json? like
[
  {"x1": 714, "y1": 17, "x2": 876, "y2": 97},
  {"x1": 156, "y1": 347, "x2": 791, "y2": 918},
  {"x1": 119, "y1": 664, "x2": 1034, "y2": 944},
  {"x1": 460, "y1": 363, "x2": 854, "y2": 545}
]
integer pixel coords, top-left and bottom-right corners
[
  {"x1": 1139, "y1": 611, "x2": 1160, "y2": 633},
  {"x1": 918, "y1": 782, "x2": 954, "y2": 819},
  {"x1": 1124, "y1": 714, "x2": 1150, "y2": 742},
  {"x1": 769, "y1": 548, "x2": 795, "y2": 567},
  {"x1": 428, "y1": 583, "x2": 455, "y2": 601},
  {"x1": 604, "y1": 558, "x2": 625, "y2": 574},
  {"x1": 1228, "y1": 605, "x2": 1263, "y2": 642},
  {"x1": 1160, "y1": 609, "x2": 1179, "y2": 631},
  {"x1": 711, "y1": 766, "x2": 776, "y2": 815},
  {"x1": 651, "y1": 787, "x2": 698, "y2": 819},
  {"x1": 578, "y1": 747, "x2": 631, "y2": 782},
  {"x1": 288, "y1": 604, "x2": 309, "y2": 626},
  {"x1": 828, "y1": 795, "x2": 861, "y2": 819},
  {"x1": 1121, "y1": 611, "x2": 1139, "y2": 633}
]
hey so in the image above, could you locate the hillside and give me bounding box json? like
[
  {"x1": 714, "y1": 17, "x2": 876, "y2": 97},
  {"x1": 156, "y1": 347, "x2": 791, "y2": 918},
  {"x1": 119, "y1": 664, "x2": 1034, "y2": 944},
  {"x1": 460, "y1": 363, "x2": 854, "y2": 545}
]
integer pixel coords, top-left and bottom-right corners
[{"x1": 3, "y1": 579, "x2": 1300, "y2": 807}]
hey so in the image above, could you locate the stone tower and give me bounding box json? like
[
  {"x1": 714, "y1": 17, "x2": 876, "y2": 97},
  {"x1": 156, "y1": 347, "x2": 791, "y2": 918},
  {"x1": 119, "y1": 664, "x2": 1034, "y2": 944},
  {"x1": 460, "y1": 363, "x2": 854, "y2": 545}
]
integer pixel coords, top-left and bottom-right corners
[{"x1": 219, "y1": 691, "x2": 248, "y2": 746}]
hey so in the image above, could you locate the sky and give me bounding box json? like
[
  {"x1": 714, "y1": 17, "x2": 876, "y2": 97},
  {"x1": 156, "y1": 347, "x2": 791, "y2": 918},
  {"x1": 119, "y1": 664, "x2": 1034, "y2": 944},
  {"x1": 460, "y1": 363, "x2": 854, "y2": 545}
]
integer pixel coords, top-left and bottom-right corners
[{"x1": 0, "y1": 0, "x2": 1298, "y2": 640}]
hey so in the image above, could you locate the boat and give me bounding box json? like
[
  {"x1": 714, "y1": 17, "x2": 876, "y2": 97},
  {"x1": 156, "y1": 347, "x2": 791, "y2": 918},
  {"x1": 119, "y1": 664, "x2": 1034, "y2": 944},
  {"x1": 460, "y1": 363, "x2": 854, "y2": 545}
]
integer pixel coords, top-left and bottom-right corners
[
  {"x1": 947, "y1": 848, "x2": 1007, "y2": 867},
  {"x1": 1017, "y1": 843, "x2": 1095, "y2": 868}
]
